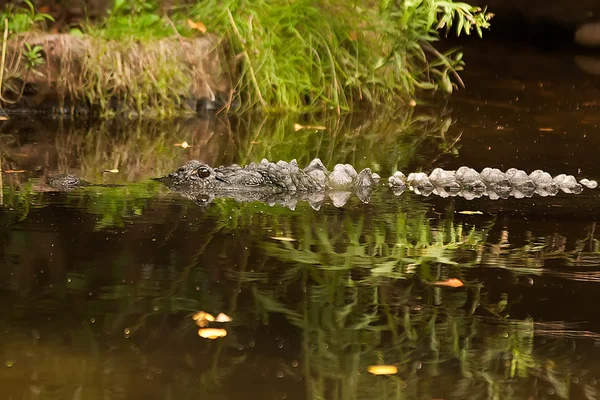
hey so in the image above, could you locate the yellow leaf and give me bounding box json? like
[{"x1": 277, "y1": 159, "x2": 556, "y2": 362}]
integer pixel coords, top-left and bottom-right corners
[
  {"x1": 431, "y1": 278, "x2": 464, "y2": 288},
  {"x1": 195, "y1": 319, "x2": 209, "y2": 327},
  {"x1": 187, "y1": 19, "x2": 207, "y2": 33},
  {"x1": 0, "y1": 115, "x2": 8, "y2": 120},
  {"x1": 271, "y1": 236, "x2": 296, "y2": 242},
  {"x1": 294, "y1": 123, "x2": 326, "y2": 132},
  {"x1": 457, "y1": 211, "x2": 483, "y2": 215},
  {"x1": 215, "y1": 312, "x2": 233, "y2": 322},
  {"x1": 103, "y1": 169, "x2": 119, "y2": 173},
  {"x1": 3, "y1": 169, "x2": 25, "y2": 173},
  {"x1": 174, "y1": 141, "x2": 191, "y2": 149},
  {"x1": 198, "y1": 328, "x2": 227, "y2": 339},
  {"x1": 538, "y1": 127, "x2": 554, "y2": 132},
  {"x1": 367, "y1": 365, "x2": 398, "y2": 375},
  {"x1": 192, "y1": 311, "x2": 215, "y2": 322}
]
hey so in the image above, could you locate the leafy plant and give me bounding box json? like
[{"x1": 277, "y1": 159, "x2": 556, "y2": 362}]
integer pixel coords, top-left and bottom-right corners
[
  {"x1": 0, "y1": 0, "x2": 54, "y2": 34},
  {"x1": 191, "y1": 0, "x2": 492, "y2": 112},
  {"x1": 22, "y1": 42, "x2": 44, "y2": 70}
]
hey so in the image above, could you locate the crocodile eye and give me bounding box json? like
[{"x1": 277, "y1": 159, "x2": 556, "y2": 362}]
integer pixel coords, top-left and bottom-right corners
[{"x1": 197, "y1": 167, "x2": 210, "y2": 178}]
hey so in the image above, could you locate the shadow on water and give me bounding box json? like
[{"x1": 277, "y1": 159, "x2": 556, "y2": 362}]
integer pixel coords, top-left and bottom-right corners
[{"x1": 1, "y1": 43, "x2": 600, "y2": 399}]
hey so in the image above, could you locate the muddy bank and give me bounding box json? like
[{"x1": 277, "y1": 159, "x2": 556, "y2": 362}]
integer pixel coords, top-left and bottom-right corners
[{"x1": 1, "y1": 33, "x2": 232, "y2": 116}]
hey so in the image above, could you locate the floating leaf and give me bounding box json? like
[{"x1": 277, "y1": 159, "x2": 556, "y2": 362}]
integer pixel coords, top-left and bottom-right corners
[
  {"x1": 103, "y1": 169, "x2": 119, "y2": 173},
  {"x1": 198, "y1": 328, "x2": 227, "y2": 339},
  {"x1": 538, "y1": 127, "x2": 554, "y2": 132},
  {"x1": 192, "y1": 311, "x2": 215, "y2": 322},
  {"x1": 174, "y1": 141, "x2": 191, "y2": 149},
  {"x1": 216, "y1": 312, "x2": 233, "y2": 322},
  {"x1": 294, "y1": 123, "x2": 326, "y2": 132},
  {"x1": 187, "y1": 19, "x2": 207, "y2": 33},
  {"x1": 431, "y1": 278, "x2": 464, "y2": 288},
  {"x1": 3, "y1": 170, "x2": 25, "y2": 173},
  {"x1": 367, "y1": 365, "x2": 398, "y2": 375},
  {"x1": 270, "y1": 236, "x2": 296, "y2": 242},
  {"x1": 457, "y1": 211, "x2": 483, "y2": 215},
  {"x1": 195, "y1": 319, "x2": 209, "y2": 327}
]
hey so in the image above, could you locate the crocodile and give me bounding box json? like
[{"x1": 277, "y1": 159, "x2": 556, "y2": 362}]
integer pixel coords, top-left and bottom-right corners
[
  {"x1": 44, "y1": 159, "x2": 597, "y2": 208},
  {"x1": 152, "y1": 158, "x2": 598, "y2": 209}
]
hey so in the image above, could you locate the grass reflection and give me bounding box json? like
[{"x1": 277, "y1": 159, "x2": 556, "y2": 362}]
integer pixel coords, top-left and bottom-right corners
[{"x1": 1, "y1": 192, "x2": 600, "y2": 398}]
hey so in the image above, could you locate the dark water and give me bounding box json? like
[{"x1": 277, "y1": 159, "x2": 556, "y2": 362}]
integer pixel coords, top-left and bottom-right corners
[{"x1": 1, "y1": 42, "x2": 600, "y2": 400}]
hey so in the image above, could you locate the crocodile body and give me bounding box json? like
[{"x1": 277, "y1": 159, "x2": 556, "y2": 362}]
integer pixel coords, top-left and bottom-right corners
[
  {"x1": 389, "y1": 167, "x2": 598, "y2": 200},
  {"x1": 47, "y1": 159, "x2": 598, "y2": 209},
  {"x1": 154, "y1": 159, "x2": 598, "y2": 208}
]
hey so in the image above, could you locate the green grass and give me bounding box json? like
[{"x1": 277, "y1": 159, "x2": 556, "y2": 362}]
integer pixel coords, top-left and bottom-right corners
[
  {"x1": 0, "y1": 0, "x2": 491, "y2": 115},
  {"x1": 191, "y1": 0, "x2": 492, "y2": 112}
]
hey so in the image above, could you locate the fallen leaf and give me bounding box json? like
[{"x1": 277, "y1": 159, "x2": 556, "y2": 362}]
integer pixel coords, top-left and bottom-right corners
[
  {"x1": 3, "y1": 170, "x2": 25, "y2": 173},
  {"x1": 187, "y1": 19, "x2": 207, "y2": 33},
  {"x1": 103, "y1": 169, "x2": 119, "y2": 173},
  {"x1": 195, "y1": 319, "x2": 210, "y2": 327},
  {"x1": 294, "y1": 123, "x2": 326, "y2": 132},
  {"x1": 457, "y1": 211, "x2": 483, "y2": 215},
  {"x1": 0, "y1": 115, "x2": 8, "y2": 120},
  {"x1": 192, "y1": 311, "x2": 215, "y2": 322},
  {"x1": 270, "y1": 236, "x2": 296, "y2": 242},
  {"x1": 174, "y1": 141, "x2": 191, "y2": 149},
  {"x1": 431, "y1": 278, "x2": 464, "y2": 288},
  {"x1": 367, "y1": 365, "x2": 398, "y2": 375},
  {"x1": 215, "y1": 312, "x2": 233, "y2": 322},
  {"x1": 538, "y1": 127, "x2": 554, "y2": 132},
  {"x1": 198, "y1": 328, "x2": 227, "y2": 339}
]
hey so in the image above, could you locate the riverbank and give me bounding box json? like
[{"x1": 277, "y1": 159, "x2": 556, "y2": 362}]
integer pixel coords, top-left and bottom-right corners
[{"x1": 0, "y1": 1, "x2": 491, "y2": 117}]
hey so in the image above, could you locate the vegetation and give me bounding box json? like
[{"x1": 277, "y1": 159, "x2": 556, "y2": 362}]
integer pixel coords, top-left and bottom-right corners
[
  {"x1": 0, "y1": 0, "x2": 491, "y2": 115},
  {"x1": 192, "y1": 0, "x2": 492, "y2": 112}
]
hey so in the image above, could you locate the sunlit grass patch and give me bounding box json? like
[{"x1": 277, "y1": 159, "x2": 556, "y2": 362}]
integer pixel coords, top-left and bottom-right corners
[{"x1": 192, "y1": 0, "x2": 492, "y2": 112}]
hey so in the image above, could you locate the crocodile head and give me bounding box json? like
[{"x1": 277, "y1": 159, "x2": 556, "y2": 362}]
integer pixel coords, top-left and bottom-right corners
[{"x1": 155, "y1": 160, "x2": 274, "y2": 191}]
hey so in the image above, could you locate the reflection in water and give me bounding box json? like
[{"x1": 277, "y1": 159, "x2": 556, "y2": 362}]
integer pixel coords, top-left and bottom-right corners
[{"x1": 1, "y1": 104, "x2": 600, "y2": 398}]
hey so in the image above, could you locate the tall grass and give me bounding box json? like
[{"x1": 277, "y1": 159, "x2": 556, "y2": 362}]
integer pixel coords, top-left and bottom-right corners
[
  {"x1": 1, "y1": 0, "x2": 490, "y2": 114},
  {"x1": 192, "y1": 0, "x2": 492, "y2": 112}
]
